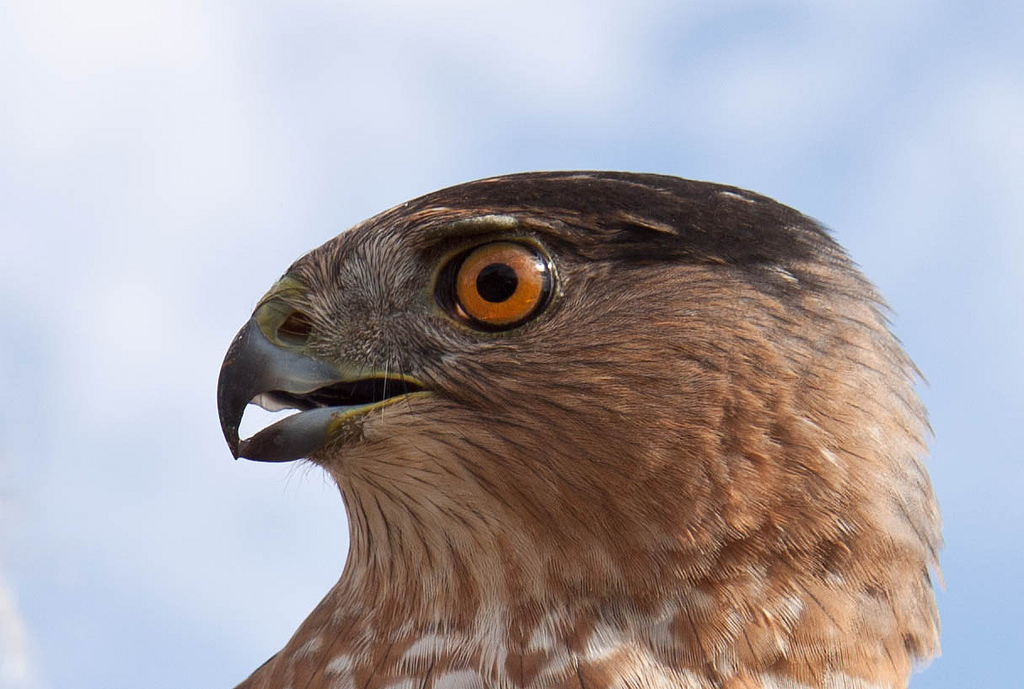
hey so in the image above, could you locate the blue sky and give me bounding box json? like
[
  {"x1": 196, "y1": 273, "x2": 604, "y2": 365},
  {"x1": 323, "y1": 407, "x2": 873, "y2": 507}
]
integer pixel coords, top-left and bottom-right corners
[{"x1": 0, "y1": 1, "x2": 1020, "y2": 687}]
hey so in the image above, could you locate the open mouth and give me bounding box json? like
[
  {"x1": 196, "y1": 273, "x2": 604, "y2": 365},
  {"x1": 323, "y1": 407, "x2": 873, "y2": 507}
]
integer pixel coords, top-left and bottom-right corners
[
  {"x1": 236, "y1": 377, "x2": 426, "y2": 462},
  {"x1": 217, "y1": 317, "x2": 428, "y2": 463},
  {"x1": 252, "y1": 377, "x2": 425, "y2": 415}
]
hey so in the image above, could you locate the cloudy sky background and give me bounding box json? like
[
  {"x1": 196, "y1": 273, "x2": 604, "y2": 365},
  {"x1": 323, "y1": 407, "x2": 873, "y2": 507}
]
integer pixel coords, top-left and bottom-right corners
[{"x1": 1, "y1": 1, "x2": 1021, "y2": 687}]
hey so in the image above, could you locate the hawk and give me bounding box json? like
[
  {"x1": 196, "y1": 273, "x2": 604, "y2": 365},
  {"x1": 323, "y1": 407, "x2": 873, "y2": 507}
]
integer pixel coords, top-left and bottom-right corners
[{"x1": 217, "y1": 172, "x2": 940, "y2": 689}]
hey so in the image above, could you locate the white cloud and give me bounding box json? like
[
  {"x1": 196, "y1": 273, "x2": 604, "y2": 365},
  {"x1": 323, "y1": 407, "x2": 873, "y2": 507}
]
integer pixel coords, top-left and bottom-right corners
[{"x1": 0, "y1": 575, "x2": 34, "y2": 689}]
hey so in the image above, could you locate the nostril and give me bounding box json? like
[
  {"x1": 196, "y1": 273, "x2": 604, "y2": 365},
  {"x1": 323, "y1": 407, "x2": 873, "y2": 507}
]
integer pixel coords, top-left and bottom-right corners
[{"x1": 276, "y1": 310, "x2": 314, "y2": 345}]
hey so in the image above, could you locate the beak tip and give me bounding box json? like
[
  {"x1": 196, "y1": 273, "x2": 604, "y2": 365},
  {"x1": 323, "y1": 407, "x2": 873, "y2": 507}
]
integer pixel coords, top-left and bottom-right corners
[
  {"x1": 217, "y1": 319, "x2": 260, "y2": 461},
  {"x1": 222, "y1": 424, "x2": 243, "y2": 459},
  {"x1": 219, "y1": 405, "x2": 244, "y2": 460}
]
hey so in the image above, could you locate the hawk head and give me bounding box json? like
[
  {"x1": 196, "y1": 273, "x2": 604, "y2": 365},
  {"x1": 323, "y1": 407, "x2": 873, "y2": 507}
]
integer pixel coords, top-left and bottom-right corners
[{"x1": 217, "y1": 172, "x2": 940, "y2": 689}]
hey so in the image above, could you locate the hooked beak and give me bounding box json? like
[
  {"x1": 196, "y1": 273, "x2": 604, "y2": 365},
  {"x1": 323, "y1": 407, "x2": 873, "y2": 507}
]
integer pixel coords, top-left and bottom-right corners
[{"x1": 216, "y1": 313, "x2": 425, "y2": 462}]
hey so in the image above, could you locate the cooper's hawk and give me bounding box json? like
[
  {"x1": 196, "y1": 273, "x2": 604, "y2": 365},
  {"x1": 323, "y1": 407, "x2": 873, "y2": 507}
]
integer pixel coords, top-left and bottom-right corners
[{"x1": 217, "y1": 172, "x2": 940, "y2": 689}]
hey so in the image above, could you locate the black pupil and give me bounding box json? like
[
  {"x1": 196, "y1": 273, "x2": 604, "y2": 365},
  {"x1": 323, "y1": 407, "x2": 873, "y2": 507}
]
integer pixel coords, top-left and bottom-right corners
[{"x1": 476, "y1": 263, "x2": 519, "y2": 303}]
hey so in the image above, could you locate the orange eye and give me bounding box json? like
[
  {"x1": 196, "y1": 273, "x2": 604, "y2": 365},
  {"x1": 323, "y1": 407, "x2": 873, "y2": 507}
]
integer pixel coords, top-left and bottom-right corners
[{"x1": 448, "y1": 242, "x2": 552, "y2": 328}]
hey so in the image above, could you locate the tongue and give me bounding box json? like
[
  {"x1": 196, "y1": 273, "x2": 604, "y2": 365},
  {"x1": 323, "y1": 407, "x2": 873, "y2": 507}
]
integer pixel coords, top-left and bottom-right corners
[{"x1": 252, "y1": 391, "x2": 302, "y2": 412}]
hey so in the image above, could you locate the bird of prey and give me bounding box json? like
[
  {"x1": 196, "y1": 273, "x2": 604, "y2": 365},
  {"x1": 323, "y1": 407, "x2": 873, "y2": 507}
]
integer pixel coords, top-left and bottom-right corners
[{"x1": 217, "y1": 172, "x2": 940, "y2": 689}]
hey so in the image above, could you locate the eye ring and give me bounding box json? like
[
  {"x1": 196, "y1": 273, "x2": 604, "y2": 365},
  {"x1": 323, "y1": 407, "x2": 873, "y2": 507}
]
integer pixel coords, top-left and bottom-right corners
[{"x1": 438, "y1": 241, "x2": 553, "y2": 330}]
